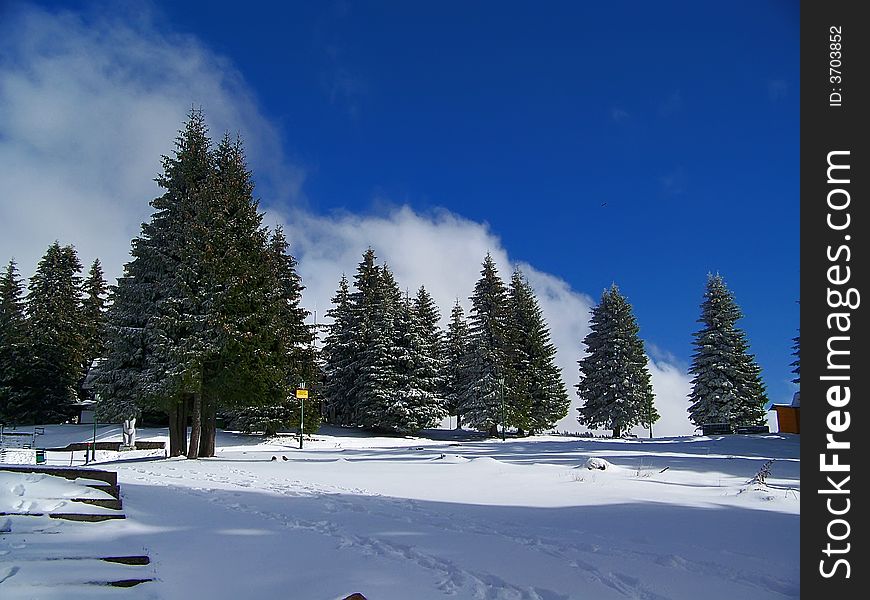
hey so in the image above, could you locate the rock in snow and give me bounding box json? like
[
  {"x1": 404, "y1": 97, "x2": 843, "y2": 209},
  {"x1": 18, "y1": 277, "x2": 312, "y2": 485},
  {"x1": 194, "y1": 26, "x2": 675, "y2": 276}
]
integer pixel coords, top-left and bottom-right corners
[{"x1": 584, "y1": 457, "x2": 612, "y2": 470}]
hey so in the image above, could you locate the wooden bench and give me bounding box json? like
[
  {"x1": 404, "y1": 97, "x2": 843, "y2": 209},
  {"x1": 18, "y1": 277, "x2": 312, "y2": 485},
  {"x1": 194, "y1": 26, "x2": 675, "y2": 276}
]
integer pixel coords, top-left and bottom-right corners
[
  {"x1": 736, "y1": 425, "x2": 769, "y2": 434},
  {"x1": 701, "y1": 423, "x2": 733, "y2": 436}
]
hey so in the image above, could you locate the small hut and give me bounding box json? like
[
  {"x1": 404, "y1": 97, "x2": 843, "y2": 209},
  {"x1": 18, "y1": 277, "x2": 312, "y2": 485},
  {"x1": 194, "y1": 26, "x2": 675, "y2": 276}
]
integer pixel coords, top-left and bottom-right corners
[{"x1": 772, "y1": 391, "x2": 800, "y2": 434}]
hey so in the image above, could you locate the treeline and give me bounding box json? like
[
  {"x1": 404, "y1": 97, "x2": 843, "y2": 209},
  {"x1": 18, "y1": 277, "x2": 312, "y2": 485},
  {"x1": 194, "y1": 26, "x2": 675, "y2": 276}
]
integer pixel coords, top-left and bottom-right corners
[
  {"x1": 0, "y1": 247, "x2": 107, "y2": 425},
  {"x1": 1, "y1": 109, "x2": 779, "y2": 445},
  {"x1": 321, "y1": 252, "x2": 570, "y2": 435},
  {"x1": 93, "y1": 110, "x2": 315, "y2": 457}
]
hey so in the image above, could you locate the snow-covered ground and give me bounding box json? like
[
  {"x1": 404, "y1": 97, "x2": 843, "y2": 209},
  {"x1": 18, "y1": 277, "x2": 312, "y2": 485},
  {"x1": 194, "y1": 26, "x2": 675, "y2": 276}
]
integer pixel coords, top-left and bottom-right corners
[{"x1": 2, "y1": 425, "x2": 799, "y2": 599}]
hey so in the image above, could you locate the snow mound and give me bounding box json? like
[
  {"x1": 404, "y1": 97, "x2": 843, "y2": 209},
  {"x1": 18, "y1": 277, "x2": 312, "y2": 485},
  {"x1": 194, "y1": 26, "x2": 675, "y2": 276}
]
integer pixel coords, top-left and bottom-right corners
[
  {"x1": 464, "y1": 456, "x2": 508, "y2": 469},
  {"x1": 583, "y1": 457, "x2": 613, "y2": 470},
  {"x1": 429, "y1": 454, "x2": 470, "y2": 463}
]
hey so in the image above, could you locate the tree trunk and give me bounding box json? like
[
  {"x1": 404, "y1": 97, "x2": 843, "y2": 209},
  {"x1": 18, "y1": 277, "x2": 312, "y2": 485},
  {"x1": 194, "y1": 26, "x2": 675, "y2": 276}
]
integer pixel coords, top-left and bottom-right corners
[
  {"x1": 187, "y1": 392, "x2": 202, "y2": 459},
  {"x1": 168, "y1": 398, "x2": 189, "y2": 457},
  {"x1": 168, "y1": 405, "x2": 181, "y2": 457},
  {"x1": 455, "y1": 414, "x2": 462, "y2": 430},
  {"x1": 180, "y1": 394, "x2": 189, "y2": 453},
  {"x1": 612, "y1": 424, "x2": 622, "y2": 438},
  {"x1": 488, "y1": 423, "x2": 499, "y2": 438},
  {"x1": 199, "y1": 392, "x2": 216, "y2": 458},
  {"x1": 516, "y1": 428, "x2": 525, "y2": 437}
]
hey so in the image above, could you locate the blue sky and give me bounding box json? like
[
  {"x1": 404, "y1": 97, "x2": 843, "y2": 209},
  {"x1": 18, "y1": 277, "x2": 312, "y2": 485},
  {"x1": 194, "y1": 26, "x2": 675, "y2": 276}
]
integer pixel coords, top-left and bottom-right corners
[{"x1": 0, "y1": 1, "x2": 799, "y2": 431}]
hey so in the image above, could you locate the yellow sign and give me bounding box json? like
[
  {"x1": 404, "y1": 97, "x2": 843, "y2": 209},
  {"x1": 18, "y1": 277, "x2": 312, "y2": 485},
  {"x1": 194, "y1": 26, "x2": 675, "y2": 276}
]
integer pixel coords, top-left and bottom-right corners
[{"x1": 295, "y1": 388, "x2": 309, "y2": 399}]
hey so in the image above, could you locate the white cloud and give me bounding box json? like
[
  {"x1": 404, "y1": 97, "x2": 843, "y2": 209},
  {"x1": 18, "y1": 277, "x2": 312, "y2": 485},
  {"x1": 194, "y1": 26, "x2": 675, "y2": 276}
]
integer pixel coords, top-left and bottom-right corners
[
  {"x1": 0, "y1": 4, "x2": 695, "y2": 437},
  {"x1": 0, "y1": 4, "x2": 303, "y2": 281}
]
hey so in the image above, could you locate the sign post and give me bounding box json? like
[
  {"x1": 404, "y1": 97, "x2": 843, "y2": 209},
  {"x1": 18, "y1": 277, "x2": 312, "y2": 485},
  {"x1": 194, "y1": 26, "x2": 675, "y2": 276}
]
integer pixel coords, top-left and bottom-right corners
[{"x1": 296, "y1": 383, "x2": 308, "y2": 449}]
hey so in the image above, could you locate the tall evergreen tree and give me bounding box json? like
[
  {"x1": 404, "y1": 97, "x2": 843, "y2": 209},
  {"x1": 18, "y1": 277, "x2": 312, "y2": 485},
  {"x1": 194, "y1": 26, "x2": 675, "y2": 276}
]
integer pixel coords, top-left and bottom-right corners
[
  {"x1": 506, "y1": 269, "x2": 569, "y2": 434},
  {"x1": 99, "y1": 111, "x2": 309, "y2": 457},
  {"x1": 0, "y1": 260, "x2": 31, "y2": 424},
  {"x1": 411, "y1": 285, "x2": 445, "y2": 411},
  {"x1": 346, "y1": 248, "x2": 384, "y2": 427},
  {"x1": 459, "y1": 253, "x2": 510, "y2": 436},
  {"x1": 442, "y1": 301, "x2": 469, "y2": 429},
  {"x1": 354, "y1": 264, "x2": 406, "y2": 430},
  {"x1": 576, "y1": 284, "x2": 657, "y2": 438},
  {"x1": 26, "y1": 242, "x2": 85, "y2": 422},
  {"x1": 687, "y1": 274, "x2": 768, "y2": 428},
  {"x1": 229, "y1": 227, "x2": 317, "y2": 439},
  {"x1": 322, "y1": 275, "x2": 357, "y2": 425},
  {"x1": 79, "y1": 259, "x2": 108, "y2": 399},
  {"x1": 392, "y1": 287, "x2": 446, "y2": 432},
  {"x1": 194, "y1": 140, "x2": 294, "y2": 456}
]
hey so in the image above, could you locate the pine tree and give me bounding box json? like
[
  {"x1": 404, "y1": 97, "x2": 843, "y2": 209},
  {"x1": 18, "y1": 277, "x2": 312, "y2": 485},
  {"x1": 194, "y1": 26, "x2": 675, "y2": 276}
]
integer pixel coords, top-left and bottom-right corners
[
  {"x1": 442, "y1": 301, "x2": 469, "y2": 429},
  {"x1": 97, "y1": 111, "x2": 317, "y2": 456},
  {"x1": 576, "y1": 284, "x2": 657, "y2": 438},
  {"x1": 346, "y1": 248, "x2": 384, "y2": 427},
  {"x1": 195, "y1": 141, "x2": 301, "y2": 457},
  {"x1": 26, "y1": 242, "x2": 85, "y2": 423},
  {"x1": 392, "y1": 287, "x2": 446, "y2": 432},
  {"x1": 99, "y1": 112, "x2": 247, "y2": 456},
  {"x1": 687, "y1": 274, "x2": 768, "y2": 429},
  {"x1": 410, "y1": 286, "x2": 445, "y2": 420},
  {"x1": 0, "y1": 260, "x2": 32, "y2": 424},
  {"x1": 80, "y1": 259, "x2": 108, "y2": 399},
  {"x1": 322, "y1": 275, "x2": 357, "y2": 425},
  {"x1": 506, "y1": 269, "x2": 569, "y2": 434},
  {"x1": 460, "y1": 253, "x2": 510, "y2": 436},
  {"x1": 229, "y1": 227, "x2": 317, "y2": 440},
  {"x1": 355, "y1": 264, "x2": 406, "y2": 431}
]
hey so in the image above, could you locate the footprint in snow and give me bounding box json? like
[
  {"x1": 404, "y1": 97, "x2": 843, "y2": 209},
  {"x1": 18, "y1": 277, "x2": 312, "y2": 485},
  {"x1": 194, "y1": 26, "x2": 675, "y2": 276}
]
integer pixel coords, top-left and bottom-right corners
[{"x1": 11, "y1": 484, "x2": 25, "y2": 497}]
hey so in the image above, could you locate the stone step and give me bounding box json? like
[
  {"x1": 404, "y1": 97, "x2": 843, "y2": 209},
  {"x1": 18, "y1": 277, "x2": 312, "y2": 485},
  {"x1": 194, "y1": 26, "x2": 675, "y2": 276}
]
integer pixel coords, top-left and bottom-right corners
[
  {"x1": 85, "y1": 483, "x2": 121, "y2": 499},
  {"x1": 50, "y1": 513, "x2": 126, "y2": 522},
  {"x1": 70, "y1": 497, "x2": 123, "y2": 510},
  {"x1": 0, "y1": 465, "x2": 117, "y2": 487}
]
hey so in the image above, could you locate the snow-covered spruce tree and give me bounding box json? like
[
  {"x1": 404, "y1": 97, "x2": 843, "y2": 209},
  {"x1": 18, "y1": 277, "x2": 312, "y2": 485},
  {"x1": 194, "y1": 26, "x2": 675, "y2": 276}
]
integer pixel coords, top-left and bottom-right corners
[
  {"x1": 99, "y1": 111, "x2": 289, "y2": 457},
  {"x1": 441, "y1": 301, "x2": 469, "y2": 429},
  {"x1": 95, "y1": 240, "x2": 160, "y2": 433},
  {"x1": 410, "y1": 286, "x2": 445, "y2": 418},
  {"x1": 0, "y1": 260, "x2": 32, "y2": 424},
  {"x1": 79, "y1": 259, "x2": 108, "y2": 399},
  {"x1": 346, "y1": 248, "x2": 383, "y2": 426},
  {"x1": 506, "y1": 269, "x2": 569, "y2": 434},
  {"x1": 97, "y1": 113, "x2": 211, "y2": 456},
  {"x1": 391, "y1": 287, "x2": 446, "y2": 432},
  {"x1": 460, "y1": 253, "x2": 511, "y2": 436},
  {"x1": 144, "y1": 109, "x2": 216, "y2": 457},
  {"x1": 322, "y1": 275, "x2": 358, "y2": 425},
  {"x1": 354, "y1": 263, "x2": 406, "y2": 430},
  {"x1": 576, "y1": 284, "x2": 657, "y2": 438},
  {"x1": 687, "y1": 274, "x2": 768, "y2": 429},
  {"x1": 25, "y1": 242, "x2": 86, "y2": 423}
]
